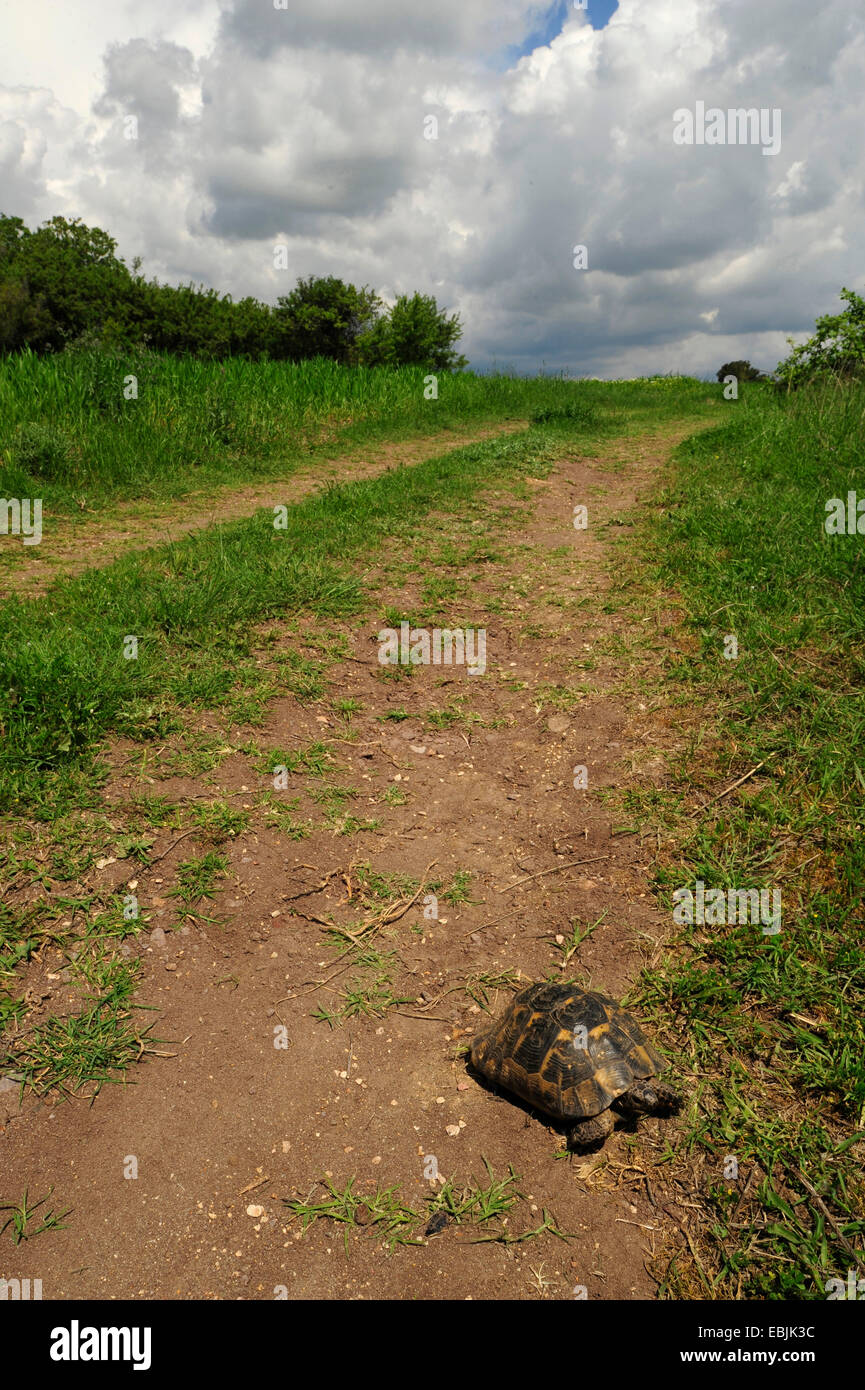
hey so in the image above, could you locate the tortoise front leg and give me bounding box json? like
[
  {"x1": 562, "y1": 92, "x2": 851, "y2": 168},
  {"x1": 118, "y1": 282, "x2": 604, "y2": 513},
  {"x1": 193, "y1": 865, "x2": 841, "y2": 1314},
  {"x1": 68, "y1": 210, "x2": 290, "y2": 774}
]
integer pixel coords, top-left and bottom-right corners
[{"x1": 568, "y1": 1109, "x2": 615, "y2": 1150}]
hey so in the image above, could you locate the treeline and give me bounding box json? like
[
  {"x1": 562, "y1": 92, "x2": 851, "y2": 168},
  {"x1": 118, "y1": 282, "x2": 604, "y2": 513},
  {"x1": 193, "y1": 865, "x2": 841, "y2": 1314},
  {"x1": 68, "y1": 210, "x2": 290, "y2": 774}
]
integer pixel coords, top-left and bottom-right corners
[{"x1": 0, "y1": 214, "x2": 468, "y2": 369}]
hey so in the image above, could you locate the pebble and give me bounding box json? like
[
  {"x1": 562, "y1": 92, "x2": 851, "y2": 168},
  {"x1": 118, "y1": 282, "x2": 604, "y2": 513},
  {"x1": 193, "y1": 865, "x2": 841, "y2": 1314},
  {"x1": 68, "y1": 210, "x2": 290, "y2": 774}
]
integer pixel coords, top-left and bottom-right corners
[
  {"x1": 150, "y1": 927, "x2": 167, "y2": 948},
  {"x1": 546, "y1": 714, "x2": 570, "y2": 735}
]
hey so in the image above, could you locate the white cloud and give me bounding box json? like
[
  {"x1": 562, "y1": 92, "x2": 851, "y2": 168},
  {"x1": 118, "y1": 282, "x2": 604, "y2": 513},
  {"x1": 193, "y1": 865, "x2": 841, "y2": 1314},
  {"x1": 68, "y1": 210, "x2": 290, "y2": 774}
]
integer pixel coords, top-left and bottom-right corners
[{"x1": 2, "y1": 0, "x2": 864, "y2": 376}]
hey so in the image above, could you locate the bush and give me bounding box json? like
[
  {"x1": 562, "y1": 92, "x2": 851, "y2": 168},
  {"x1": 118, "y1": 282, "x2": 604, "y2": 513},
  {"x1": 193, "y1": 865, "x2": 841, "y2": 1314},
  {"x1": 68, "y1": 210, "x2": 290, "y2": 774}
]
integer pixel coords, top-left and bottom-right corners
[
  {"x1": 14, "y1": 421, "x2": 75, "y2": 479},
  {"x1": 717, "y1": 360, "x2": 766, "y2": 384},
  {"x1": 357, "y1": 292, "x2": 468, "y2": 371},
  {"x1": 775, "y1": 288, "x2": 865, "y2": 389}
]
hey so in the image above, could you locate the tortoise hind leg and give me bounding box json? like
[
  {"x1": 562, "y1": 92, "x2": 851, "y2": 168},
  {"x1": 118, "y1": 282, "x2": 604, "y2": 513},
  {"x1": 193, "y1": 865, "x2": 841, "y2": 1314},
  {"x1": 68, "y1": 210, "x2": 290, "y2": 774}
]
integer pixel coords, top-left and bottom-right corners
[
  {"x1": 614, "y1": 1078, "x2": 681, "y2": 1117},
  {"x1": 568, "y1": 1109, "x2": 615, "y2": 1150}
]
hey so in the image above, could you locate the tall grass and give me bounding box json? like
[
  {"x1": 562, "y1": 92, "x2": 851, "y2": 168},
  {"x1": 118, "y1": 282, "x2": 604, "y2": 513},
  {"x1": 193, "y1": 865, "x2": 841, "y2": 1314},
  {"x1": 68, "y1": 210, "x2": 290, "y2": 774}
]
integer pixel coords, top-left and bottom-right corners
[{"x1": 0, "y1": 350, "x2": 718, "y2": 513}]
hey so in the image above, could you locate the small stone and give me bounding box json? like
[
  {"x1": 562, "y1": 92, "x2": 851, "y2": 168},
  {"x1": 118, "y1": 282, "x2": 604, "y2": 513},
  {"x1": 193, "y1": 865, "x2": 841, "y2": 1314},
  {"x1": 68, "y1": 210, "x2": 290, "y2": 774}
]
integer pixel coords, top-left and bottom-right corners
[
  {"x1": 445, "y1": 1125, "x2": 461, "y2": 1138},
  {"x1": 150, "y1": 928, "x2": 167, "y2": 948},
  {"x1": 546, "y1": 715, "x2": 570, "y2": 735},
  {"x1": 246, "y1": 1205, "x2": 265, "y2": 1219}
]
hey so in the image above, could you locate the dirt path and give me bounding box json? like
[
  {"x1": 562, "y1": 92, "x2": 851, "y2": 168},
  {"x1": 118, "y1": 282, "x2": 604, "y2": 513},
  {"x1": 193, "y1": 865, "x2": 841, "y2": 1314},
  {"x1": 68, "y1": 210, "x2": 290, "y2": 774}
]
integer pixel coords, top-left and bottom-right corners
[
  {"x1": 1, "y1": 422, "x2": 707, "y2": 1300},
  {"x1": 0, "y1": 421, "x2": 526, "y2": 601}
]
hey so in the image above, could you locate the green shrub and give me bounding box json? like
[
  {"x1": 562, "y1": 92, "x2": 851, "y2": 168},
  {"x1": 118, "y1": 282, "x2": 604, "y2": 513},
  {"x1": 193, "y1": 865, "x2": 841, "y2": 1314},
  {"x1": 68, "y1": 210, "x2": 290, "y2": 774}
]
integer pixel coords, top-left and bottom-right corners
[
  {"x1": 14, "y1": 421, "x2": 75, "y2": 479},
  {"x1": 776, "y1": 287, "x2": 865, "y2": 388}
]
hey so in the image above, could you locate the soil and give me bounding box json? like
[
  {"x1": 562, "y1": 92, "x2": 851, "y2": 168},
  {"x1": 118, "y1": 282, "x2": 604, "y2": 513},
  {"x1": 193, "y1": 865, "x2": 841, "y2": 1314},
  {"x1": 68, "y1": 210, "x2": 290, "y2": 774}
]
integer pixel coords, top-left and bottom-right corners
[{"x1": 0, "y1": 422, "x2": 708, "y2": 1301}]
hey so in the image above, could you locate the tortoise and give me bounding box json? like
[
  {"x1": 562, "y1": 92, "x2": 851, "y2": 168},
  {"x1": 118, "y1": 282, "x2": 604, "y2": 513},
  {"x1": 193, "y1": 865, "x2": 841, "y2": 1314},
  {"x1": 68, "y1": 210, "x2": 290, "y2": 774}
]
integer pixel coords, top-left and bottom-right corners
[{"x1": 469, "y1": 981, "x2": 680, "y2": 1149}]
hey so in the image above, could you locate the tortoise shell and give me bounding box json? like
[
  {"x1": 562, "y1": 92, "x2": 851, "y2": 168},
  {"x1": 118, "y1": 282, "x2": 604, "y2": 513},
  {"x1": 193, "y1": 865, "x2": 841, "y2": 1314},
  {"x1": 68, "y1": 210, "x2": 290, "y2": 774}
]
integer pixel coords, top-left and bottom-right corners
[{"x1": 469, "y1": 981, "x2": 666, "y2": 1121}]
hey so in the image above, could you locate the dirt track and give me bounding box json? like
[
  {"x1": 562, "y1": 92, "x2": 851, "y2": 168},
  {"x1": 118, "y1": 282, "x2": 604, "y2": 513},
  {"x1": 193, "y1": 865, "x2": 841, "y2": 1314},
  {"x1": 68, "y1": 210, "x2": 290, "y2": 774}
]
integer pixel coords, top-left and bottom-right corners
[
  {"x1": 1, "y1": 422, "x2": 707, "y2": 1299},
  {"x1": 0, "y1": 422, "x2": 526, "y2": 601}
]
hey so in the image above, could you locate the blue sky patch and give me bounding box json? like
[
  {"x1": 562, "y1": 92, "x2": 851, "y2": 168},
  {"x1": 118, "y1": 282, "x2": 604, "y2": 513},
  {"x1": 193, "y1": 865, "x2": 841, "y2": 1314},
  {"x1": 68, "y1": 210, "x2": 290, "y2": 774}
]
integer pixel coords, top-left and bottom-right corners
[{"x1": 506, "y1": 0, "x2": 619, "y2": 64}]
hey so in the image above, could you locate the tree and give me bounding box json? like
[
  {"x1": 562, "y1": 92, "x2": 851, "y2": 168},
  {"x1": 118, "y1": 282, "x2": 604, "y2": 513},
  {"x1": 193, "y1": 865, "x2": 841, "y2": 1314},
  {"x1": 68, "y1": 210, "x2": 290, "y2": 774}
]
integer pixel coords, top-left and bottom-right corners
[
  {"x1": 775, "y1": 288, "x2": 865, "y2": 388},
  {"x1": 716, "y1": 360, "x2": 765, "y2": 384},
  {"x1": 358, "y1": 292, "x2": 468, "y2": 370},
  {"x1": 274, "y1": 276, "x2": 381, "y2": 363},
  {"x1": 0, "y1": 213, "x2": 135, "y2": 351},
  {"x1": 0, "y1": 276, "x2": 54, "y2": 353}
]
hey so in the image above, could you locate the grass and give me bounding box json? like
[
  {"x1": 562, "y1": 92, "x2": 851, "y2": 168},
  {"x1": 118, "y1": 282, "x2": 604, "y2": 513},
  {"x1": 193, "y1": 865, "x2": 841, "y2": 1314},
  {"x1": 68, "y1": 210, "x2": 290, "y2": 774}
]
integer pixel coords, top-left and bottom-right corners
[
  {"x1": 0, "y1": 352, "x2": 709, "y2": 518},
  {"x1": 0, "y1": 1187, "x2": 71, "y2": 1245},
  {"x1": 311, "y1": 951, "x2": 413, "y2": 1027},
  {"x1": 170, "y1": 852, "x2": 228, "y2": 906},
  {"x1": 284, "y1": 1176, "x2": 422, "y2": 1254},
  {"x1": 464, "y1": 968, "x2": 521, "y2": 1011},
  {"x1": 614, "y1": 378, "x2": 865, "y2": 1299},
  {"x1": 7, "y1": 956, "x2": 156, "y2": 1099},
  {"x1": 283, "y1": 1158, "x2": 566, "y2": 1254},
  {"x1": 551, "y1": 912, "x2": 604, "y2": 969}
]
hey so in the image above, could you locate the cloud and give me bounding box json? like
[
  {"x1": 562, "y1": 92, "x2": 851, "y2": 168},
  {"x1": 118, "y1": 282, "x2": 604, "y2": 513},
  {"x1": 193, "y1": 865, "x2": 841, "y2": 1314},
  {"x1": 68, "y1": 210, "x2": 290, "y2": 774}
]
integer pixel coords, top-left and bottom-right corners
[
  {"x1": 220, "y1": 0, "x2": 553, "y2": 59},
  {"x1": 1, "y1": 0, "x2": 864, "y2": 376}
]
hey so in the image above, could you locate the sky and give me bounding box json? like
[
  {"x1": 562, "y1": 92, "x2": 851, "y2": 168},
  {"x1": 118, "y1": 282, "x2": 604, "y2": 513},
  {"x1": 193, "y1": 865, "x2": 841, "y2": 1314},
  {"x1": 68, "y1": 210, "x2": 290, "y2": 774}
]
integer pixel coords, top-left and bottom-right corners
[{"x1": 1, "y1": 0, "x2": 863, "y2": 377}]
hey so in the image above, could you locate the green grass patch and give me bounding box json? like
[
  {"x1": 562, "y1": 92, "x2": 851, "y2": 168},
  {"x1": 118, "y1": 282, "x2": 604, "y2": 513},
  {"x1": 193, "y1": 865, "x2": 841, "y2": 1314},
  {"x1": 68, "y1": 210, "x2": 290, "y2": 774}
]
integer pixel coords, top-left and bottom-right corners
[{"x1": 626, "y1": 379, "x2": 865, "y2": 1299}]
